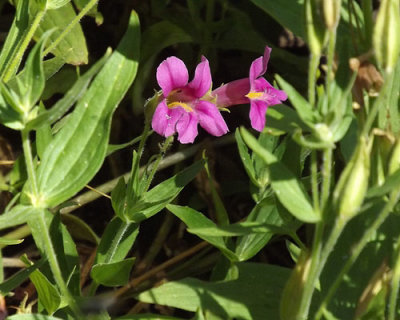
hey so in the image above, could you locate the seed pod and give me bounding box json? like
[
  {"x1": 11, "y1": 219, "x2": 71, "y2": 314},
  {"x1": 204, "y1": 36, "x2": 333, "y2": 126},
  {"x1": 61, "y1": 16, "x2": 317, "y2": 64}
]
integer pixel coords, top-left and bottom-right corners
[
  {"x1": 373, "y1": 0, "x2": 400, "y2": 73},
  {"x1": 333, "y1": 136, "x2": 370, "y2": 222},
  {"x1": 323, "y1": 0, "x2": 342, "y2": 30},
  {"x1": 280, "y1": 250, "x2": 311, "y2": 320}
]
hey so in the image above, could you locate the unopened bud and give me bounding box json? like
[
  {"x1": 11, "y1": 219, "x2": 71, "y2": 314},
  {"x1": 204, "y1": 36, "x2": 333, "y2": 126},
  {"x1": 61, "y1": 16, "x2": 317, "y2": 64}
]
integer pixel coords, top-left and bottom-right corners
[
  {"x1": 323, "y1": 0, "x2": 342, "y2": 30},
  {"x1": 333, "y1": 137, "x2": 370, "y2": 221},
  {"x1": 373, "y1": 0, "x2": 400, "y2": 73},
  {"x1": 144, "y1": 91, "x2": 162, "y2": 124}
]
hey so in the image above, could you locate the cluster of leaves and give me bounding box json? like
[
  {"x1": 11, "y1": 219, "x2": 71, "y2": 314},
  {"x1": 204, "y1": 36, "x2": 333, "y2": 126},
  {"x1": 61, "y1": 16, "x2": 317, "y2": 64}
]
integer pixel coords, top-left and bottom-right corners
[{"x1": 0, "y1": 0, "x2": 400, "y2": 320}]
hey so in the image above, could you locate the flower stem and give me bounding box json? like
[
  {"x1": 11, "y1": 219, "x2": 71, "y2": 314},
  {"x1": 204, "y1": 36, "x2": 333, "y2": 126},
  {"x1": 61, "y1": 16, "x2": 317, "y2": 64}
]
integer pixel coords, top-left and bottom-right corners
[
  {"x1": 43, "y1": 0, "x2": 99, "y2": 57},
  {"x1": 315, "y1": 190, "x2": 400, "y2": 319},
  {"x1": 308, "y1": 53, "x2": 319, "y2": 107},
  {"x1": 2, "y1": 9, "x2": 46, "y2": 82},
  {"x1": 21, "y1": 129, "x2": 39, "y2": 203},
  {"x1": 311, "y1": 150, "x2": 320, "y2": 213},
  {"x1": 320, "y1": 148, "x2": 332, "y2": 212}
]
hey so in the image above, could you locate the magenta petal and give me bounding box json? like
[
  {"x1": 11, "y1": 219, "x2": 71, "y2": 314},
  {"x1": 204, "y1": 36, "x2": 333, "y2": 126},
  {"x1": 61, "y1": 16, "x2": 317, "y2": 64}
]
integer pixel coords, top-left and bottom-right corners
[
  {"x1": 196, "y1": 101, "x2": 229, "y2": 137},
  {"x1": 249, "y1": 46, "x2": 272, "y2": 84},
  {"x1": 188, "y1": 56, "x2": 212, "y2": 98},
  {"x1": 176, "y1": 112, "x2": 198, "y2": 143},
  {"x1": 156, "y1": 57, "x2": 189, "y2": 96},
  {"x1": 211, "y1": 78, "x2": 250, "y2": 107},
  {"x1": 249, "y1": 100, "x2": 268, "y2": 132},
  {"x1": 152, "y1": 101, "x2": 184, "y2": 137}
]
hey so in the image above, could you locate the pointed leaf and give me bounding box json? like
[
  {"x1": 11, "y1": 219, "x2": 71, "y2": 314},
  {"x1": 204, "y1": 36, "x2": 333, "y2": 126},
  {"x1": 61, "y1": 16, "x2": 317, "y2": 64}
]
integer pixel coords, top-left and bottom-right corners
[{"x1": 91, "y1": 258, "x2": 136, "y2": 287}]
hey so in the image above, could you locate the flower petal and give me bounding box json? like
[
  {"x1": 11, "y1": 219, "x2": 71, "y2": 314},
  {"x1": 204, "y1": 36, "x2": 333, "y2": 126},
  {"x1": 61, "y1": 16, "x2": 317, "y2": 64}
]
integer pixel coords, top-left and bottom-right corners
[
  {"x1": 211, "y1": 78, "x2": 250, "y2": 107},
  {"x1": 249, "y1": 46, "x2": 271, "y2": 85},
  {"x1": 152, "y1": 100, "x2": 184, "y2": 137},
  {"x1": 156, "y1": 57, "x2": 189, "y2": 96},
  {"x1": 249, "y1": 100, "x2": 268, "y2": 132},
  {"x1": 253, "y1": 78, "x2": 288, "y2": 105},
  {"x1": 196, "y1": 101, "x2": 229, "y2": 137},
  {"x1": 176, "y1": 112, "x2": 198, "y2": 143},
  {"x1": 188, "y1": 56, "x2": 212, "y2": 98}
]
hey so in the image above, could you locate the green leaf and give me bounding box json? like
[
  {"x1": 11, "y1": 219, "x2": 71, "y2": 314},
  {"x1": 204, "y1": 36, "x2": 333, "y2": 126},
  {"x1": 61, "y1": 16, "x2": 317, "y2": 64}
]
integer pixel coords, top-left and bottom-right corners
[
  {"x1": 61, "y1": 213, "x2": 99, "y2": 244},
  {"x1": 126, "y1": 160, "x2": 205, "y2": 222},
  {"x1": 235, "y1": 196, "x2": 294, "y2": 261},
  {"x1": 0, "y1": 205, "x2": 40, "y2": 231},
  {"x1": 20, "y1": 256, "x2": 61, "y2": 315},
  {"x1": 91, "y1": 258, "x2": 136, "y2": 287},
  {"x1": 0, "y1": 90, "x2": 23, "y2": 129},
  {"x1": 35, "y1": 12, "x2": 140, "y2": 207},
  {"x1": 0, "y1": 258, "x2": 45, "y2": 295},
  {"x1": 167, "y1": 204, "x2": 237, "y2": 261},
  {"x1": 7, "y1": 315, "x2": 63, "y2": 320},
  {"x1": 266, "y1": 104, "x2": 310, "y2": 135},
  {"x1": 73, "y1": 0, "x2": 103, "y2": 24},
  {"x1": 275, "y1": 75, "x2": 318, "y2": 126},
  {"x1": 0, "y1": 0, "x2": 30, "y2": 78},
  {"x1": 47, "y1": 0, "x2": 70, "y2": 9},
  {"x1": 95, "y1": 217, "x2": 139, "y2": 265},
  {"x1": 235, "y1": 129, "x2": 257, "y2": 185},
  {"x1": 240, "y1": 128, "x2": 319, "y2": 223},
  {"x1": 116, "y1": 315, "x2": 184, "y2": 320},
  {"x1": 0, "y1": 237, "x2": 23, "y2": 245},
  {"x1": 137, "y1": 262, "x2": 291, "y2": 320},
  {"x1": 248, "y1": 0, "x2": 305, "y2": 39},
  {"x1": 367, "y1": 169, "x2": 400, "y2": 198},
  {"x1": 34, "y1": 2, "x2": 88, "y2": 65},
  {"x1": 26, "y1": 49, "x2": 110, "y2": 130}
]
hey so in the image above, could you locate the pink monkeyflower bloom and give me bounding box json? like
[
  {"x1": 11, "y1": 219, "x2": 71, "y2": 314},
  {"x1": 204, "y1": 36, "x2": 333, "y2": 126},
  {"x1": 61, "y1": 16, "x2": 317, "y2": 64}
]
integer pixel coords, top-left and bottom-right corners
[
  {"x1": 212, "y1": 46, "x2": 287, "y2": 132},
  {"x1": 151, "y1": 56, "x2": 229, "y2": 144}
]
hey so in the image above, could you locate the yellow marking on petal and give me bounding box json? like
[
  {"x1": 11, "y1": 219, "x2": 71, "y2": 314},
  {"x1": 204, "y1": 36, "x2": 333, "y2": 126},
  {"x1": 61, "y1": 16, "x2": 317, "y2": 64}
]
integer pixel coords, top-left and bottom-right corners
[
  {"x1": 245, "y1": 91, "x2": 263, "y2": 99},
  {"x1": 167, "y1": 101, "x2": 193, "y2": 112}
]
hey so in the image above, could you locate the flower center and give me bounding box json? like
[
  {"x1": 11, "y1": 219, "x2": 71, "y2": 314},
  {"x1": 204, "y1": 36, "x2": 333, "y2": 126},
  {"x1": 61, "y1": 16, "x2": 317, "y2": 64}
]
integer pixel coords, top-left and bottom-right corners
[
  {"x1": 167, "y1": 101, "x2": 193, "y2": 112},
  {"x1": 245, "y1": 91, "x2": 264, "y2": 100}
]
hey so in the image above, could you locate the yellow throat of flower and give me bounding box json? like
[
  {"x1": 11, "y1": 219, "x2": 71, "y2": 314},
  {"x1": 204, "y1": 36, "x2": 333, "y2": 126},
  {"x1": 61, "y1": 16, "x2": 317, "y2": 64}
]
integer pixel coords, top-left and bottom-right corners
[
  {"x1": 167, "y1": 101, "x2": 193, "y2": 112},
  {"x1": 245, "y1": 91, "x2": 263, "y2": 99}
]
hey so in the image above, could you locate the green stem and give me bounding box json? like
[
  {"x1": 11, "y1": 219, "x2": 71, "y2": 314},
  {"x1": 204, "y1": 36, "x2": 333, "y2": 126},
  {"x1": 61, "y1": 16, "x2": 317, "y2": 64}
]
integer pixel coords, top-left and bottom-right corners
[
  {"x1": 326, "y1": 30, "x2": 336, "y2": 102},
  {"x1": 2, "y1": 9, "x2": 46, "y2": 82},
  {"x1": 362, "y1": 72, "x2": 394, "y2": 136},
  {"x1": 43, "y1": 0, "x2": 99, "y2": 57},
  {"x1": 311, "y1": 151, "x2": 320, "y2": 214},
  {"x1": 21, "y1": 130, "x2": 39, "y2": 203},
  {"x1": 315, "y1": 190, "x2": 400, "y2": 319},
  {"x1": 388, "y1": 234, "x2": 400, "y2": 320},
  {"x1": 320, "y1": 148, "x2": 332, "y2": 212},
  {"x1": 361, "y1": 0, "x2": 373, "y2": 48},
  {"x1": 308, "y1": 53, "x2": 319, "y2": 107},
  {"x1": 37, "y1": 212, "x2": 82, "y2": 317}
]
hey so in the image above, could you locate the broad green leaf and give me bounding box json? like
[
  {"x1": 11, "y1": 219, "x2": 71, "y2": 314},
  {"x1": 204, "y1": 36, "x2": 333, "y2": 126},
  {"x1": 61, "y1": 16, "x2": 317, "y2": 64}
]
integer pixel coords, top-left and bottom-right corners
[
  {"x1": 126, "y1": 160, "x2": 205, "y2": 222},
  {"x1": 20, "y1": 256, "x2": 61, "y2": 315},
  {"x1": 0, "y1": 237, "x2": 23, "y2": 245},
  {"x1": 240, "y1": 128, "x2": 319, "y2": 223},
  {"x1": 35, "y1": 12, "x2": 140, "y2": 207},
  {"x1": 0, "y1": 205, "x2": 40, "y2": 231},
  {"x1": 34, "y1": 2, "x2": 88, "y2": 65},
  {"x1": 235, "y1": 197, "x2": 288, "y2": 261},
  {"x1": 0, "y1": 257, "x2": 45, "y2": 294},
  {"x1": 47, "y1": 0, "x2": 71, "y2": 9},
  {"x1": 26, "y1": 49, "x2": 110, "y2": 130},
  {"x1": 0, "y1": 91, "x2": 23, "y2": 129},
  {"x1": 249, "y1": 0, "x2": 305, "y2": 39},
  {"x1": 167, "y1": 204, "x2": 237, "y2": 261},
  {"x1": 91, "y1": 258, "x2": 136, "y2": 286},
  {"x1": 0, "y1": 0, "x2": 29, "y2": 79},
  {"x1": 276, "y1": 75, "x2": 318, "y2": 126},
  {"x1": 61, "y1": 213, "x2": 99, "y2": 244},
  {"x1": 266, "y1": 104, "x2": 309, "y2": 135},
  {"x1": 7, "y1": 315, "x2": 63, "y2": 320},
  {"x1": 95, "y1": 218, "x2": 138, "y2": 265},
  {"x1": 137, "y1": 262, "x2": 291, "y2": 320}
]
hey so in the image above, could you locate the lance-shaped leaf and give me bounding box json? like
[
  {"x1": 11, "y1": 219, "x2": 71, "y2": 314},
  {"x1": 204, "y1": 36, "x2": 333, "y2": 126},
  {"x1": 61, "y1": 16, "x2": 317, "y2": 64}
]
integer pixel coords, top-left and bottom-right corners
[
  {"x1": 240, "y1": 128, "x2": 319, "y2": 223},
  {"x1": 35, "y1": 12, "x2": 140, "y2": 207}
]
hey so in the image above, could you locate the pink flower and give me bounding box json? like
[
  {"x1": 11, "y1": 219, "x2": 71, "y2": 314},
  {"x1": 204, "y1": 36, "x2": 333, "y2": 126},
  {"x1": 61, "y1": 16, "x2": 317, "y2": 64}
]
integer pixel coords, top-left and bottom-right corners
[
  {"x1": 151, "y1": 56, "x2": 228, "y2": 144},
  {"x1": 211, "y1": 46, "x2": 287, "y2": 132},
  {"x1": 246, "y1": 47, "x2": 287, "y2": 131}
]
